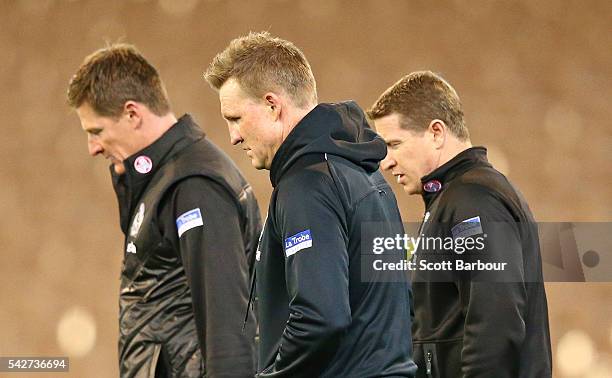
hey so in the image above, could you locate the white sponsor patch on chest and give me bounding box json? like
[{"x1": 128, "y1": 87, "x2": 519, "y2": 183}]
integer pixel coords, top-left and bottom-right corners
[{"x1": 176, "y1": 208, "x2": 203, "y2": 237}]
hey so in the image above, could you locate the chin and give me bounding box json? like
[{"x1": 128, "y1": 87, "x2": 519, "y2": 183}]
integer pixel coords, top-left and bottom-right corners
[
  {"x1": 250, "y1": 159, "x2": 266, "y2": 171},
  {"x1": 114, "y1": 163, "x2": 126, "y2": 175}
]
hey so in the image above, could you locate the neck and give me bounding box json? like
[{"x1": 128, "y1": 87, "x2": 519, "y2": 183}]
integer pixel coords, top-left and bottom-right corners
[
  {"x1": 266, "y1": 102, "x2": 317, "y2": 170},
  {"x1": 437, "y1": 138, "x2": 473, "y2": 169},
  {"x1": 281, "y1": 103, "x2": 317, "y2": 140},
  {"x1": 143, "y1": 112, "x2": 178, "y2": 145}
]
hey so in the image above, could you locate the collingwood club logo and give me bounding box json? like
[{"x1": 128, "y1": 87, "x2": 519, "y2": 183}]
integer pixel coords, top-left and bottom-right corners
[
  {"x1": 134, "y1": 155, "x2": 153, "y2": 174},
  {"x1": 126, "y1": 242, "x2": 137, "y2": 254}
]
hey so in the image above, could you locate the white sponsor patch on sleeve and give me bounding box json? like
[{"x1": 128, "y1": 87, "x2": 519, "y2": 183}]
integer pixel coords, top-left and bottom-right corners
[
  {"x1": 451, "y1": 216, "x2": 483, "y2": 239},
  {"x1": 176, "y1": 208, "x2": 203, "y2": 237},
  {"x1": 284, "y1": 229, "x2": 313, "y2": 257}
]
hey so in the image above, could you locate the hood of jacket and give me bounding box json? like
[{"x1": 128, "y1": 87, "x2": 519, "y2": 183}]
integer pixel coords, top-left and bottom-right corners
[{"x1": 269, "y1": 101, "x2": 386, "y2": 187}]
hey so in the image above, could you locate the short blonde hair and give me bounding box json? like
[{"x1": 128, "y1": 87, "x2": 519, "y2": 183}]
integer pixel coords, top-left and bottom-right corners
[
  {"x1": 204, "y1": 31, "x2": 317, "y2": 108},
  {"x1": 368, "y1": 71, "x2": 469, "y2": 141}
]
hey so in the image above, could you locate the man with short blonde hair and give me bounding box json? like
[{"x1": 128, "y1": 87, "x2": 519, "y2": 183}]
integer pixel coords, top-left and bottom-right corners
[
  {"x1": 205, "y1": 32, "x2": 416, "y2": 377},
  {"x1": 204, "y1": 31, "x2": 317, "y2": 108}
]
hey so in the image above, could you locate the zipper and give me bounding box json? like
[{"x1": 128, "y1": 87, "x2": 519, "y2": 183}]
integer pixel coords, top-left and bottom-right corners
[
  {"x1": 410, "y1": 211, "x2": 430, "y2": 259},
  {"x1": 242, "y1": 268, "x2": 256, "y2": 332},
  {"x1": 242, "y1": 214, "x2": 268, "y2": 332},
  {"x1": 426, "y1": 350, "x2": 433, "y2": 377},
  {"x1": 419, "y1": 211, "x2": 431, "y2": 236}
]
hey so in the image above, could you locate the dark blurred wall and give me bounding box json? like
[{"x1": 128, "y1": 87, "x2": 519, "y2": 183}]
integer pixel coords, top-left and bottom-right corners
[{"x1": 1, "y1": 0, "x2": 610, "y2": 376}]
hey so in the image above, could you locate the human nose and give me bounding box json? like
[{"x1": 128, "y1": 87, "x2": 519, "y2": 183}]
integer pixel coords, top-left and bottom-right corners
[
  {"x1": 87, "y1": 136, "x2": 103, "y2": 156},
  {"x1": 228, "y1": 124, "x2": 243, "y2": 146},
  {"x1": 380, "y1": 154, "x2": 396, "y2": 171}
]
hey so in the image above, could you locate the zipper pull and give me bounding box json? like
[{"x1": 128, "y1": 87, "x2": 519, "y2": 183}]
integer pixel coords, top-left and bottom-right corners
[
  {"x1": 426, "y1": 351, "x2": 433, "y2": 377},
  {"x1": 410, "y1": 211, "x2": 431, "y2": 259}
]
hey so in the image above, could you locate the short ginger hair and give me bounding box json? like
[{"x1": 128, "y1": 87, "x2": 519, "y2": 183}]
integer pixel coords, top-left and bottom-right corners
[{"x1": 367, "y1": 71, "x2": 469, "y2": 140}]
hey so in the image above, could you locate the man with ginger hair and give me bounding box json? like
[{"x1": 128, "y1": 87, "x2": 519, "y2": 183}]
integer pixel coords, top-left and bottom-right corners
[
  {"x1": 67, "y1": 43, "x2": 261, "y2": 377},
  {"x1": 204, "y1": 32, "x2": 416, "y2": 377},
  {"x1": 368, "y1": 71, "x2": 552, "y2": 377}
]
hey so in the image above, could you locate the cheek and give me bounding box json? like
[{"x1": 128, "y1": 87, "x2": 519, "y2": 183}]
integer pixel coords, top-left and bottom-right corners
[
  {"x1": 407, "y1": 161, "x2": 420, "y2": 176},
  {"x1": 396, "y1": 149, "x2": 416, "y2": 172},
  {"x1": 97, "y1": 135, "x2": 110, "y2": 148},
  {"x1": 243, "y1": 125, "x2": 260, "y2": 145},
  {"x1": 243, "y1": 118, "x2": 262, "y2": 139},
  {"x1": 104, "y1": 127, "x2": 119, "y2": 142},
  {"x1": 402, "y1": 157, "x2": 425, "y2": 178},
  {"x1": 254, "y1": 123, "x2": 274, "y2": 146}
]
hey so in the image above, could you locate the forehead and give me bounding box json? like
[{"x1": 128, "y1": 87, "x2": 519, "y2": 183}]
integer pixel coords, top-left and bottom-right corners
[
  {"x1": 75, "y1": 103, "x2": 114, "y2": 131},
  {"x1": 373, "y1": 113, "x2": 408, "y2": 139},
  {"x1": 75, "y1": 102, "x2": 96, "y2": 121},
  {"x1": 219, "y1": 78, "x2": 254, "y2": 110}
]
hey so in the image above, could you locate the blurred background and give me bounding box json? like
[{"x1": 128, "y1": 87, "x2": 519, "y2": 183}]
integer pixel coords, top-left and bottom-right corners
[{"x1": 1, "y1": 0, "x2": 610, "y2": 376}]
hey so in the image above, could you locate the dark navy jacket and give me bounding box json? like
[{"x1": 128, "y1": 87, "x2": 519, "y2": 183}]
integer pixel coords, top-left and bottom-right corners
[{"x1": 255, "y1": 102, "x2": 417, "y2": 377}]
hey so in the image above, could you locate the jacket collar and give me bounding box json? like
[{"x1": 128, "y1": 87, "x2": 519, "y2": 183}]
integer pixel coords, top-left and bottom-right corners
[
  {"x1": 121, "y1": 114, "x2": 203, "y2": 181},
  {"x1": 420, "y1": 146, "x2": 490, "y2": 208},
  {"x1": 269, "y1": 104, "x2": 327, "y2": 187},
  {"x1": 269, "y1": 102, "x2": 386, "y2": 187},
  {"x1": 111, "y1": 114, "x2": 204, "y2": 232}
]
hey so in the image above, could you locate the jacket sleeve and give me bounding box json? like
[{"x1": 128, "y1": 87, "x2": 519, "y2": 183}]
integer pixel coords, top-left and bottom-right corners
[
  {"x1": 447, "y1": 184, "x2": 527, "y2": 378},
  {"x1": 258, "y1": 172, "x2": 351, "y2": 377},
  {"x1": 159, "y1": 176, "x2": 255, "y2": 377}
]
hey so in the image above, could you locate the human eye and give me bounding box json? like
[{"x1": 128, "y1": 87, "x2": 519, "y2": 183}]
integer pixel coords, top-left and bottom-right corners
[
  {"x1": 387, "y1": 141, "x2": 402, "y2": 149},
  {"x1": 225, "y1": 116, "x2": 241, "y2": 123},
  {"x1": 87, "y1": 128, "x2": 102, "y2": 136}
]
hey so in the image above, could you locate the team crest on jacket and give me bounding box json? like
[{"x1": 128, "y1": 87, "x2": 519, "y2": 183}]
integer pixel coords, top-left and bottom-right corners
[
  {"x1": 423, "y1": 180, "x2": 442, "y2": 193},
  {"x1": 134, "y1": 155, "x2": 153, "y2": 174},
  {"x1": 126, "y1": 241, "x2": 137, "y2": 254},
  {"x1": 129, "y1": 203, "x2": 145, "y2": 237}
]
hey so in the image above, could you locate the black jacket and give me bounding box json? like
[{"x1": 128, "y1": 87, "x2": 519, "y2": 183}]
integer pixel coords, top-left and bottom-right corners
[
  {"x1": 112, "y1": 115, "x2": 261, "y2": 377},
  {"x1": 255, "y1": 102, "x2": 417, "y2": 377},
  {"x1": 411, "y1": 147, "x2": 552, "y2": 378}
]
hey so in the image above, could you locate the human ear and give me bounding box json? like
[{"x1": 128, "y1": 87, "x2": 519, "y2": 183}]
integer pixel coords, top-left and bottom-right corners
[
  {"x1": 429, "y1": 119, "x2": 446, "y2": 149},
  {"x1": 123, "y1": 101, "x2": 142, "y2": 128},
  {"x1": 263, "y1": 92, "x2": 282, "y2": 122}
]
